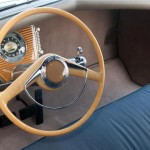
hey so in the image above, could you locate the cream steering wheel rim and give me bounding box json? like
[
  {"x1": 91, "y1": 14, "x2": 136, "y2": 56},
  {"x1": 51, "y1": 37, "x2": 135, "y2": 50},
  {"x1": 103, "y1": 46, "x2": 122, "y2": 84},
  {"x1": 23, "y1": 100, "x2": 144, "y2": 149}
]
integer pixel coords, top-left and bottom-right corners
[{"x1": 0, "y1": 7, "x2": 105, "y2": 136}]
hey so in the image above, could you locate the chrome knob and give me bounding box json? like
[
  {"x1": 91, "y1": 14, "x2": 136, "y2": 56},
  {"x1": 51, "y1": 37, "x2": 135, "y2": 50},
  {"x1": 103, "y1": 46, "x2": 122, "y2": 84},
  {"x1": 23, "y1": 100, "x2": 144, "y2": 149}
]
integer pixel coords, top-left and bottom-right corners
[
  {"x1": 68, "y1": 47, "x2": 87, "y2": 66},
  {"x1": 77, "y1": 47, "x2": 83, "y2": 57}
]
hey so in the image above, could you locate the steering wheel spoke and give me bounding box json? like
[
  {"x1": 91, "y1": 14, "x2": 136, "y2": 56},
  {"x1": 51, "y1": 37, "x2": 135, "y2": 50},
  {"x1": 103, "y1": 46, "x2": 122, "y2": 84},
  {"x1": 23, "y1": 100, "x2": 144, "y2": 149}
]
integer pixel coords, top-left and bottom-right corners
[
  {"x1": 1, "y1": 54, "x2": 50, "y2": 104},
  {"x1": 69, "y1": 68, "x2": 100, "y2": 82},
  {"x1": 63, "y1": 58, "x2": 100, "y2": 82}
]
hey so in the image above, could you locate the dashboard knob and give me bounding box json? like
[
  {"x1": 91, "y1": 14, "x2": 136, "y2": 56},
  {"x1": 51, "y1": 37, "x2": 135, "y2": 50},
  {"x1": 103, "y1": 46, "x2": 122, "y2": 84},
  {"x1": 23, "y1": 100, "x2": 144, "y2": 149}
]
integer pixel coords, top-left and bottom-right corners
[
  {"x1": 77, "y1": 47, "x2": 83, "y2": 56},
  {"x1": 19, "y1": 47, "x2": 26, "y2": 54}
]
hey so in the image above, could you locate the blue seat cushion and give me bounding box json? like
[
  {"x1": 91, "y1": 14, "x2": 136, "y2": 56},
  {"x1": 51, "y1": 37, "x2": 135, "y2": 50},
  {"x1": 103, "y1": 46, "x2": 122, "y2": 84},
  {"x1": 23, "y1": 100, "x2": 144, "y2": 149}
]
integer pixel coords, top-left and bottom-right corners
[{"x1": 23, "y1": 84, "x2": 150, "y2": 150}]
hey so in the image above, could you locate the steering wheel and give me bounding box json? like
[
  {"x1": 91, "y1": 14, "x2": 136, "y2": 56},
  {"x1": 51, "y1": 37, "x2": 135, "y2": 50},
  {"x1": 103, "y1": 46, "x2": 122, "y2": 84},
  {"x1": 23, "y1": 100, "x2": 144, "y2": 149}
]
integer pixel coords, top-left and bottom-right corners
[{"x1": 0, "y1": 7, "x2": 105, "y2": 136}]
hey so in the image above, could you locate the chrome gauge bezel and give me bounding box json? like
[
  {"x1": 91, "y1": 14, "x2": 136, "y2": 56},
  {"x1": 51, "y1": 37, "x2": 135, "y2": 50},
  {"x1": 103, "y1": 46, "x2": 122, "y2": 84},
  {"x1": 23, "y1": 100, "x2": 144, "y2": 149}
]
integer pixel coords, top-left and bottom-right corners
[{"x1": 0, "y1": 32, "x2": 27, "y2": 63}]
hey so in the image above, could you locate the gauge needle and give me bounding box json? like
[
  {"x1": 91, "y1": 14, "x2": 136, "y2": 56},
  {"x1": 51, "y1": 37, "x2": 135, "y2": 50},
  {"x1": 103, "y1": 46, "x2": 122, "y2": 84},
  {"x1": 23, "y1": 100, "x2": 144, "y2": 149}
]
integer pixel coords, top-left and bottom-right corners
[{"x1": 8, "y1": 49, "x2": 15, "y2": 52}]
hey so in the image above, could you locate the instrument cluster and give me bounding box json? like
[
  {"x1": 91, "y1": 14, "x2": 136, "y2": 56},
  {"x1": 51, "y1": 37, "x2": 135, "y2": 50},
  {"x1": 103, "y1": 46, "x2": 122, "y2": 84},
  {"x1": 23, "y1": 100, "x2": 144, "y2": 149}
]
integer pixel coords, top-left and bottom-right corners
[
  {"x1": 0, "y1": 32, "x2": 26, "y2": 63},
  {"x1": 0, "y1": 25, "x2": 42, "y2": 83}
]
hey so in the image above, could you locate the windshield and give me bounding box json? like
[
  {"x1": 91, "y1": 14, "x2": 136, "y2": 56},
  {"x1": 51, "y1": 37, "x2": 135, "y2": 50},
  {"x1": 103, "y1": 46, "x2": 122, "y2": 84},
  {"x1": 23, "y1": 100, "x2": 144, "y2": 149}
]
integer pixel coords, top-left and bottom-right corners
[{"x1": 0, "y1": 0, "x2": 35, "y2": 11}]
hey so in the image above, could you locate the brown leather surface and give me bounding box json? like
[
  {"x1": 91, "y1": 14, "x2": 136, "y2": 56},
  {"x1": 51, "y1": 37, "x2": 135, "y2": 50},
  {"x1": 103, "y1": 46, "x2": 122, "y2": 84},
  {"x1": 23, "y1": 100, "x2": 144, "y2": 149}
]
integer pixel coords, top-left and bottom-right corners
[{"x1": 118, "y1": 10, "x2": 150, "y2": 86}]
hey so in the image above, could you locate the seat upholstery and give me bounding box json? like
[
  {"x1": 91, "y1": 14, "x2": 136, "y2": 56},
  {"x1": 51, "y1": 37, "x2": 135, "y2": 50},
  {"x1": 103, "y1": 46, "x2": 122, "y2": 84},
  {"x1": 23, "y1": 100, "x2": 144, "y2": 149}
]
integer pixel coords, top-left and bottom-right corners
[{"x1": 23, "y1": 84, "x2": 150, "y2": 150}]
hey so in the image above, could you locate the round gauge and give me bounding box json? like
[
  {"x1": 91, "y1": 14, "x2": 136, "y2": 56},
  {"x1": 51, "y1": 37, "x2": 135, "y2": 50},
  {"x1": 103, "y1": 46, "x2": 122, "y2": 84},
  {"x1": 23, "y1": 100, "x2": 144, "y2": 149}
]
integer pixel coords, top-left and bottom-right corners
[
  {"x1": 0, "y1": 32, "x2": 26, "y2": 63},
  {"x1": 4, "y1": 41, "x2": 18, "y2": 53}
]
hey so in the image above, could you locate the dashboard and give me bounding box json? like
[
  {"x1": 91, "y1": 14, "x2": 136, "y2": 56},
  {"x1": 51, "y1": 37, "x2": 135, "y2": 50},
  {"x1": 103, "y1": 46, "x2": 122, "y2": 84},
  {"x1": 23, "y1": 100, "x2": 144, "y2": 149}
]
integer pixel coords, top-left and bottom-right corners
[
  {"x1": 0, "y1": 0, "x2": 149, "y2": 84},
  {"x1": 0, "y1": 25, "x2": 42, "y2": 83}
]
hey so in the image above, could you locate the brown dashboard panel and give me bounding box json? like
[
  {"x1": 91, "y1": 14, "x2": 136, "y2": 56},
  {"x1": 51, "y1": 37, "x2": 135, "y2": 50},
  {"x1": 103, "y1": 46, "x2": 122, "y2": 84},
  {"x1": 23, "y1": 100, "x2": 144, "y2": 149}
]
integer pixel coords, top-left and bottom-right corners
[{"x1": 0, "y1": 25, "x2": 39, "y2": 82}]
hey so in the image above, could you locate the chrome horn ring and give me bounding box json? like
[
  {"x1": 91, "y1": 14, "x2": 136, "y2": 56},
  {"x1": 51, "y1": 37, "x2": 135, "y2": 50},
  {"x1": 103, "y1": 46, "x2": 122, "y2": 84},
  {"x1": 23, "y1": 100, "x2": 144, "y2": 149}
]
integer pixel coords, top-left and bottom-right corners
[{"x1": 24, "y1": 55, "x2": 88, "y2": 110}]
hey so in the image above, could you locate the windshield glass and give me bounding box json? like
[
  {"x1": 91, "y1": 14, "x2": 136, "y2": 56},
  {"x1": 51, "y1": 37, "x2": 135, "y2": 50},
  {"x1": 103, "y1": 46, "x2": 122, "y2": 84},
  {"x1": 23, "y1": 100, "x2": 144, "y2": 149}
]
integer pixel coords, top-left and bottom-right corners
[{"x1": 0, "y1": 0, "x2": 35, "y2": 11}]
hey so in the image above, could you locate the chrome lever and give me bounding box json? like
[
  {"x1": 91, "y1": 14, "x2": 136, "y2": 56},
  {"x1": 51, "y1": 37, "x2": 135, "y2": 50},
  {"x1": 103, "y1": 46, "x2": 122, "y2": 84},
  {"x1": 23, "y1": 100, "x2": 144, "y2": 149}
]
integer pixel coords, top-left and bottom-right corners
[{"x1": 69, "y1": 47, "x2": 87, "y2": 66}]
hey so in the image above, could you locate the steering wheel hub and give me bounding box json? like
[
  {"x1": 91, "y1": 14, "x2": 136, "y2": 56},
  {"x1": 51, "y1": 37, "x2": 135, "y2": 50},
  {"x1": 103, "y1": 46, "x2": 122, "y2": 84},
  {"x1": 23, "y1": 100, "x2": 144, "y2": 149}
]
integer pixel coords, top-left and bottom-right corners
[{"x1": 41, "y1": 55, "x2": 69, "y2": 89}]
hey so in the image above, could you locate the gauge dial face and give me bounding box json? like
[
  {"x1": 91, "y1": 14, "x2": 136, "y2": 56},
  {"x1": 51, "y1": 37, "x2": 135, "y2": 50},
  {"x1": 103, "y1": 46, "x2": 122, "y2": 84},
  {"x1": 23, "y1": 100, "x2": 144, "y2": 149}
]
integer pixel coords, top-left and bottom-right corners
[
  {"x1": 4, "y1": 41, "x2": 18, "y2": 53},
  {"x1": 0, "y1": 32, "x2": 26, "y2": 62}
]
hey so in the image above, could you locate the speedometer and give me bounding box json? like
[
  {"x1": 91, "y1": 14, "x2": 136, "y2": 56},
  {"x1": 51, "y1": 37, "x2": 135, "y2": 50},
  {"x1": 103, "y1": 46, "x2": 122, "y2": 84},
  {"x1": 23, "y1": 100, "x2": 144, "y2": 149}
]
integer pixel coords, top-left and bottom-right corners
[{"x1": 0, "y1": 32, "x2": 26, "y2": 62}]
